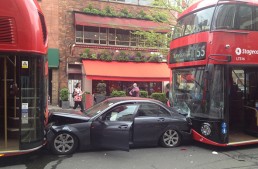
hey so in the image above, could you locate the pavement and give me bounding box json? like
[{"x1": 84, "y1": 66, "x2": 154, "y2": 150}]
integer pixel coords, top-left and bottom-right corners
[{"x1": 48, "y1": 104, "x2": 79, "y2": 113}]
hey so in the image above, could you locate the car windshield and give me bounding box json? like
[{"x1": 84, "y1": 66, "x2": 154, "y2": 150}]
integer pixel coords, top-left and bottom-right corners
[{"x1": 83, "y1": 99, "x2": 121, "y2": 117}]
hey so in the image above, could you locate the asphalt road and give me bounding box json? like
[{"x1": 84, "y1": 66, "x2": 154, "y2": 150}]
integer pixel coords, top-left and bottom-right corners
[{"x1": 1, "y1": 142, "x2": 258, "y2": 169}]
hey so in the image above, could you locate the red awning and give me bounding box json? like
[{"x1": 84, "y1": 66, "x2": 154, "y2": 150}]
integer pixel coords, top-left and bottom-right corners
[
  {"x1": 82, "y1": 60, "x2": 170, "y2": 81},
  {"x1": 75, "y1": 12, "x2": 170, "y2": 33}
]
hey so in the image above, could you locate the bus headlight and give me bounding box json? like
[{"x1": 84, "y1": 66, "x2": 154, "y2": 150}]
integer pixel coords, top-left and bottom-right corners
[{"x1": 201, "y1": 123, "x2": 211, "y2": 136}]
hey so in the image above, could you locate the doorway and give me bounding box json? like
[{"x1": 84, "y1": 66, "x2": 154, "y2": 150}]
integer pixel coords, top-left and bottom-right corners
[
  {"x1": 228, "y1": 68, "x2": 258, "y2": 143},
  {"x1": 0, "y1": 56, "x2": 19, "y2": 151}
]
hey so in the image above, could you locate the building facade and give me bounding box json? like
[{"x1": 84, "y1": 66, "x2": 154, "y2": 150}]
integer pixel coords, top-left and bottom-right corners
[{"x1": 39, "y1": 0, "x2": 174, "y2": 106}]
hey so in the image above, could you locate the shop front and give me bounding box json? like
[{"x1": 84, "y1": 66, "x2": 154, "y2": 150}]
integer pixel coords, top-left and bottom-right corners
[{"x1": 82, "y1": 60, "x2": 170, "y2": 98}]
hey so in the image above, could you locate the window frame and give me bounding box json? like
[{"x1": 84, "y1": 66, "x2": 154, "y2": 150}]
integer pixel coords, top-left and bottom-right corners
[{"x1": 75, "y1": 25, "x2": 168, "y2": 48}]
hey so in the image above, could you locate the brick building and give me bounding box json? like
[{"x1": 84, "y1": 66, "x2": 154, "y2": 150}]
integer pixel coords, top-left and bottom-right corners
[{"x1": 38, "y1": 0, "x2": 175, "y2": 106}]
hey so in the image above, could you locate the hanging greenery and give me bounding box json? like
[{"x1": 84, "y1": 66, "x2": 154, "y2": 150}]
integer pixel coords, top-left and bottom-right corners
[
  {"x1": 80, "y1": 49, "x2": 164, "y2": 63},
  {"x1": 82, "y1": 4, "x2": 168, "y2": 23}
]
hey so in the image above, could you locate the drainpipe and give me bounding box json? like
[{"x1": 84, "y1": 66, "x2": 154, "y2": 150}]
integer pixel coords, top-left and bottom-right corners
[{"x1": 66, "y1": 43, "x2": 76, "y2": 76}]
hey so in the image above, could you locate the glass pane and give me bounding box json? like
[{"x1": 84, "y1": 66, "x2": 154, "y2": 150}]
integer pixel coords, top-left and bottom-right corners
[
  {"x1": 158, "y1": 107, "x2": 171, "y2": 117},
  {"x1": 173, "y1": 6, "x2": 214, "y2": 38},
  {"x1": 105, "y1": 105, "x2": 137, "y2": 121},
  {"x1": 213, "y1": 4, "x2": 236, "y2": 29},
  {"x1": 20, "y1": 55, "x2": 45, "y2": 145},
  {"x1": 100, "y1": 28, "x2": 107, "y2": 44},
  {"x1": 108, "y1": 28, "x2": 116, "y2": 45},
  {"x1": 208, "y1": 65, "x2": 224, "y2": 119},
  {"x1": 130, "y1": 32, "x2": 137, "y2": 46},
  {"x1": 116, "y1": 29, "x2": 130, "y2": 46},
  {"x1": 172, "y1": 67, "x2": 205, "y2": 117},
  {"x1": 138, "y1": 103, "x2": 159, "y2": 117},
  {"x1": 139, "y1": 0, "x2": 153, "y2": 5},
  {"x1": 254, "y1": 7, "x2": 258, "y2": 31},
  {"x1": 75, "y1": 25, "x2": 83, "y2": 43},
  {"x1": 76, "y1": 25, "x2": 83, "y2": 37},
  {"x1": 84, "y1": 26, "x2": 99, "y2": 44},
  {"x1": 238, "y1": 6, "x2": 252, "y2": 30},
  {"x1": 125, "y1": 0, "x2": 138, "y2": 4}
]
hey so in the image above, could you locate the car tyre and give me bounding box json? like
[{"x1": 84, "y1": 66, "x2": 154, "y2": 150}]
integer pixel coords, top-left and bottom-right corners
[
  {"x1": 50, "y1": 131, "x2": 78, "y2": 155},
  {"x1": 160, "y1": 129, "x2": 181, "y2": 148}
]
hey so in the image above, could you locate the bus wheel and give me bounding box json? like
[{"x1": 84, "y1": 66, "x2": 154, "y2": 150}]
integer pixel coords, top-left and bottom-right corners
[
  {"x1": 160, "y1": 129, "x2": 181, "y2": 148},
  {"x1": 50, "y1": 132, "x2": 78, "y2": 155}
]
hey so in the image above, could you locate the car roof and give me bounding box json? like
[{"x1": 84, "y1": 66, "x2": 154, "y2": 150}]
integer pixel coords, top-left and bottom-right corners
[{"x1": 106, "y1": 96, "x2": 162, "y2": 103}]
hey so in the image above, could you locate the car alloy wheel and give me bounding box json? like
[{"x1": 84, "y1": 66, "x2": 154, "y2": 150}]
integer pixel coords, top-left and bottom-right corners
[
  {"x1": 161, "y1": 129, "x2": 181, "y2": 148},
  {"x1": 51, "y1": 132, "x2": 78, "y2": 155}
]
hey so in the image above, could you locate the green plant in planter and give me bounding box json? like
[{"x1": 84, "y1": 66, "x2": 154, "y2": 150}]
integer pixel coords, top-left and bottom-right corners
[
  {"x1": 119, "y1": 8, "x2": 133, "y2": 18},
  {"x1": 91, "y1": 53, "x2": 97, "y2": 59},
  {"x1": 103, "y1": 6, "x2": 116, "y2": 17},
  {"x1": 111, "y1": 90, "x2": 126, "y2": 97},
  {"x1": 81, "y1": 48, "x2": 91, "y2": 59},
  {"x1": 140, "y1": 91, "x2": 148, "y2": 98},
  {"x1": 60, "y1": 88, "x2": 69, "y2": 101},
  {"x1": 116, "y1": 51, "x2": 129, "y2": 62},
  {"x1": 150, "y1": 93, "x2": 167, "y2": 103},
  {"x1": 99, "y1": 51, "x2": 112, "y2": 61}
]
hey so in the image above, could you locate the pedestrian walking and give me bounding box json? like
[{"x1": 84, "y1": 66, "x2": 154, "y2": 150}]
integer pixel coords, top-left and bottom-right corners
[{"x1": 73, "y1": 82, "x2": 84, "y2": 112}]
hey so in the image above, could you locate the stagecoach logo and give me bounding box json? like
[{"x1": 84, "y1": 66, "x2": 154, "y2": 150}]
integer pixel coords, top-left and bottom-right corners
[
  {"x1": 235, "y1": 48, "x2": 241, "y2": 55},
  {"x1": 235, "y1": 47, "x2": 258, "y2": 56}
]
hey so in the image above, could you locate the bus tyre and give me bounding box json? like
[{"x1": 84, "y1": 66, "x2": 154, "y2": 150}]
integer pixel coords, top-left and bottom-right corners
[
  {"x1": 160, "y1": 129, "x2": 181, "y2": 148},
  {"x1": 50, "y1": 131, "x2": 78, "y2": 155}
]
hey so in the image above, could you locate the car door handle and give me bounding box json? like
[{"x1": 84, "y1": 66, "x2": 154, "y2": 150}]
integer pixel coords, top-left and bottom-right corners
[
  {"x1": 118, "y1": 125, "x2": 128, "y2": 129},
  {"x1": 157, "y1": 118, "x2": 165, "y2": 122}
]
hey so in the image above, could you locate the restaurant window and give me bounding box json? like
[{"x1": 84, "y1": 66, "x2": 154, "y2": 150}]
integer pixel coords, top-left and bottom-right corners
[
  {"x1": 100, "y1": 27, "x2": 107, "y2": 45},
  {"x1": 108, "y1": 28, "x2": 116, "y2": 45},
  {"x1": 116, "y1": 29, "x2": 130, "y2": 46},
  {"x1": 92, "y1": 80, "x2": 162, "y2": 96},
  {"x1": 84, "y1": 26, "x2": 99, "y2": 44},
  {"x1": 138, "y1": 0, "x2": 153, "y2": 6},
  {"x1": 75, "y1": 25, "x2": 167, "y2": 48},
  {"x1": 130, "y1": 33, "x2": 137, "y2": 46},
  {"x1": 102, "y1": 0, "x2": 153, "y2": 6},
  {"x1": 75, "y1": 25, "x2": 83, "y2": 43}
]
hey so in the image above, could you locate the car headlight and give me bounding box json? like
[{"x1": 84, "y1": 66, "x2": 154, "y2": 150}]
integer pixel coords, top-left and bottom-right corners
[{"x1": 201, "y1": 123, "x2": 211, "y2": 136}]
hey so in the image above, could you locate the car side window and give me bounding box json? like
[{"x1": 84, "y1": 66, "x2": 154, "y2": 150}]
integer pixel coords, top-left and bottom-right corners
[
  {"x1": 137, "y1": 103, "x2": 171, "y2": 117},
  {"x1": 158, "y1": 107, "x2": 171, "y2": 117},
  {"x1": 104, "y1": 104, "x2": 138, "y2": 122}
]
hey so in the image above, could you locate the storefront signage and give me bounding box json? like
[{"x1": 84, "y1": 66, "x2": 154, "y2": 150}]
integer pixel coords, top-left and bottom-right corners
[{"x1": 170, "y1": 42, "x2": 206, "y2": 64}]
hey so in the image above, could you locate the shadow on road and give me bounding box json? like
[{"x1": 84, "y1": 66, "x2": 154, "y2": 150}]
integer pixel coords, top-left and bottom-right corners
[{"x1": 0, "y1": 147, "x2": 73, "y2": 169}]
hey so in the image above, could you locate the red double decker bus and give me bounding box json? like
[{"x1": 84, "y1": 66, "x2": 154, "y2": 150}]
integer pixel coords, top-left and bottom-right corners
[
  {"x1": 0, "y1": 0, "x2": 48, "y2": 156},
  {"x1": 168, "y1": 0, "x2": 258, "y2": 146}
]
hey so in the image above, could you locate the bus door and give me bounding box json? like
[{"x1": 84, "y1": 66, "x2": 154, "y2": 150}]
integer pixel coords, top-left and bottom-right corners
[
  {"x1": 228, "y1": 68, "x2": 258, "y2": 143},
  {"x1": 0, "y1": 55, "x2": 20, "y2": 152}
]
